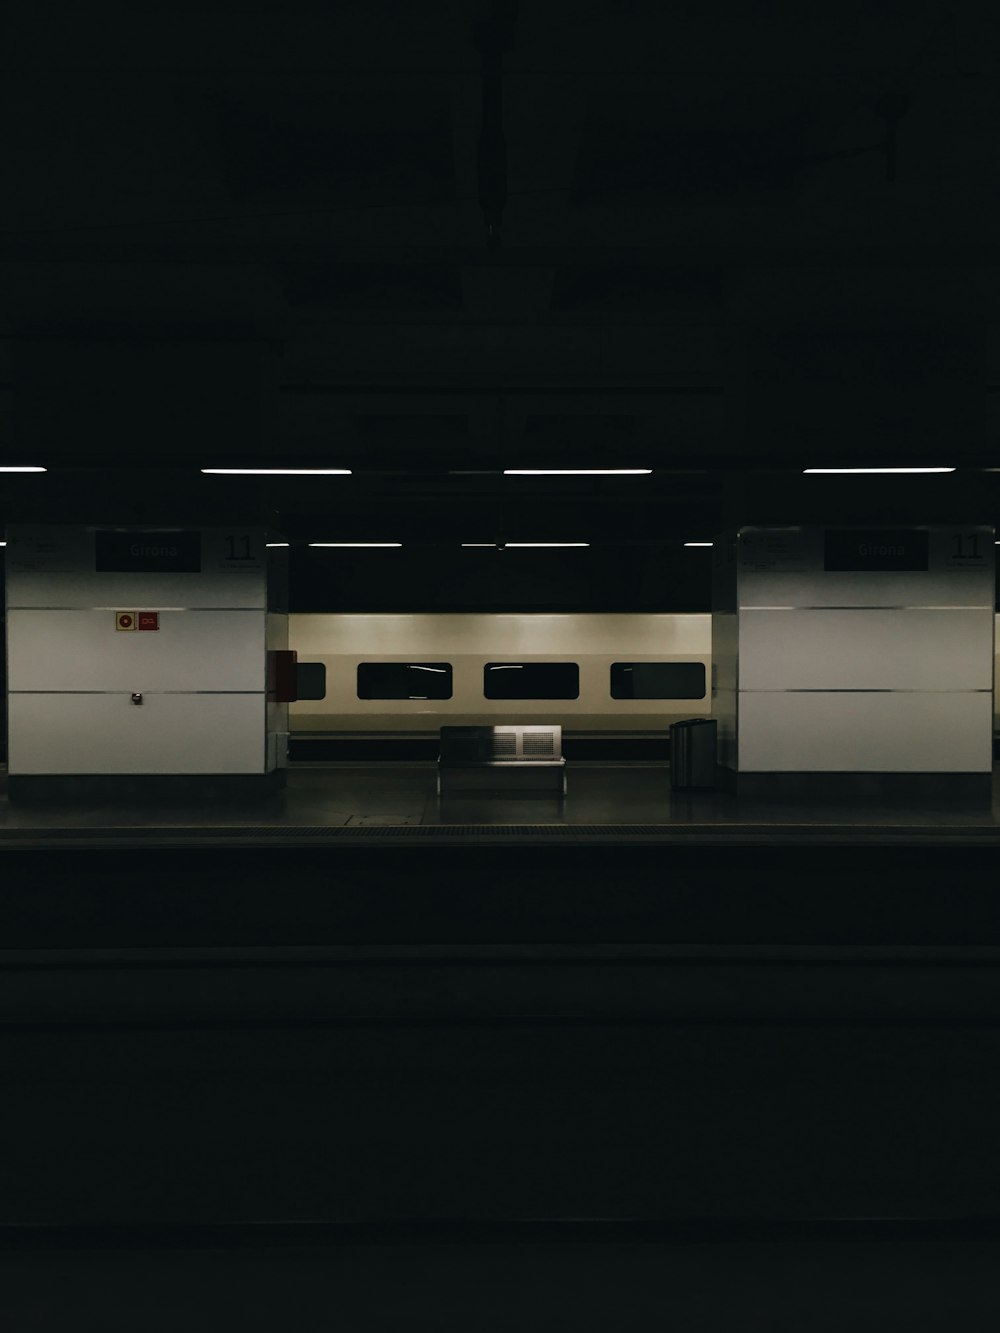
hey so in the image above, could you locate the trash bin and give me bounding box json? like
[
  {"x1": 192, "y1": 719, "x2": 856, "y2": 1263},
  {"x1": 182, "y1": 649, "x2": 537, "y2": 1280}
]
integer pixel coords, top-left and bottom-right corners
[{"x1": 669, "y1": 718, "x2": 717, "y2": 790}]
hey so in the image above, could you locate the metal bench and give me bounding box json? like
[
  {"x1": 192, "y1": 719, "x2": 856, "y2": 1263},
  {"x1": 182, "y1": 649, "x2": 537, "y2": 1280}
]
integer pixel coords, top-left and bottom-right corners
[{"x1": 437, "y1": 725, "x2": 567, "y2": 796}]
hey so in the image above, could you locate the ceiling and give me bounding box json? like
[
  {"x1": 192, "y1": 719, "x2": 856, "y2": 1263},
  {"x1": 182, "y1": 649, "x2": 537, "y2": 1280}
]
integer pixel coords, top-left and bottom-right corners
[{"x1": 2, "y1": 0, "x2": 1000, "y2": 548}]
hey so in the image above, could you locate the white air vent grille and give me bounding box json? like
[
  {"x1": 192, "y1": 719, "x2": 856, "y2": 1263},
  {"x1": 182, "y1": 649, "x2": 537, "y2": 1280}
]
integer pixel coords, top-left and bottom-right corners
[{"x1": 522, "y1": 732, "x2": 556, "y2": 757}]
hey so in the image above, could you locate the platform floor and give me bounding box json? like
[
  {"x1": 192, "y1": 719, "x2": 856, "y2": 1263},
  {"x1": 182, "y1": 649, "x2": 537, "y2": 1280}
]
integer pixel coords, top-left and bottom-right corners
[{"x1": 2, "y1": 761, "x2": 1000, "y2": 845}]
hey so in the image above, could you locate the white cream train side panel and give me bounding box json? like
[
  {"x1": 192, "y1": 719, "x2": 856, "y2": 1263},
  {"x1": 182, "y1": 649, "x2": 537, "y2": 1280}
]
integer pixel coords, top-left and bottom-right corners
[{"x1": 289, "y1": 613, "x2": 712, "y2": 733}]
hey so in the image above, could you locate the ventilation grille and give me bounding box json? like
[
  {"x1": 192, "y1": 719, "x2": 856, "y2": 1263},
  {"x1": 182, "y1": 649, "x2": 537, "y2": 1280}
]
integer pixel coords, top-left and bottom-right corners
[
  {"x1": 522, "y1": 733, "x2": 556, "y2": 758},
  {"x1": 491, "y1": 733, "x2": 518, "y2": 758}
]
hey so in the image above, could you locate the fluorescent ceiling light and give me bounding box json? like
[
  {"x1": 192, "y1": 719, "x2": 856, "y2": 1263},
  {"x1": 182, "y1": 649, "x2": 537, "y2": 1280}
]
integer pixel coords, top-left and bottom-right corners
[
  {"x1": 201, "y1": 468, "x2": 352, "y2": 475},
  {"x1": 307, "y1": 542, "x2": 402, "y2": 548},
  {"x1": 0, "y1": 541, "x2": 6, "y2": 547},
  {"x1": 684, "y1": 542, "x2": 714, "y2": 547},
  {"x1": 463, "y1": 542, "x2": 590, "y2": 548},
  {"x1": 265, "y1": 542, "x2": 290, "y2": 548},
  {"x1": 803, "y1": 467, "x2": 955, "y2": 474},
  {"x1": 0, "y1": 465, "x2": 46, "y2": 472},
  {"x1": 503, "y1": 468, "x2": 651, "y2": 476}
]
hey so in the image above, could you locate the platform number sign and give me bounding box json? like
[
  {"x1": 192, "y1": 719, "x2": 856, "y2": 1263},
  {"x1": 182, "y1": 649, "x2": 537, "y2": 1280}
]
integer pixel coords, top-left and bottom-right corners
[
  {"x1": 205, "y1": 530, "x2": 263, "y2": 572},
  {"x1": 940, "y1": 529, "x2": 992, "y2": 575},
  {"x1": 952, "y1": 532, "x2": 983, "y2": 560},
  {"x1": 224, "y1": 533, "x2": 254, "y2": 562}
]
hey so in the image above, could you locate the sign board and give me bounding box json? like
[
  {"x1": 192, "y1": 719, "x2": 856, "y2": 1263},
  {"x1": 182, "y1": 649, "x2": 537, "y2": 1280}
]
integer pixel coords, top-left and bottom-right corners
[
  {"x1": 115, "y1": 612, "x2": 136, "y2": 631},
  {"x1": 824, "y1": 529, "x2": 929, "y2": 572},
  {"x1": 738, "y1": 528, "x2": 811, "y2": 574},
  {"x1": 203, "y1": 530, "x2": 264, "y2": 573},
  {"x1": 95, "y1": 531, "x2": 201, "y2": 573},
  {"x1": 6, "y1": 526, "x2": 92, "y2": 574},
  {"x1": 137, "y1": 611, "x2": 160, "y2": 631},
  {"x1": 942, "y1": 530, "x2": 993, "y2": 574},
  {"x1": 737, "y1": 525, "x2": 994, "y2": 608}
]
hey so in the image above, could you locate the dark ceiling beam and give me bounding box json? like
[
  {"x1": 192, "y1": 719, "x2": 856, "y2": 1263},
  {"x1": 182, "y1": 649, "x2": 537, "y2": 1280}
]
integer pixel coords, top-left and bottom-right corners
[
  {"x1": 280, "y1": 383, "x2": 724, "y2": 395},
  {"x1": 7, "y1": 242, "x2": 1000, "y2": 267},
  {"x1": 474, "y1": 2, "x2": 517, "y2": 248}
]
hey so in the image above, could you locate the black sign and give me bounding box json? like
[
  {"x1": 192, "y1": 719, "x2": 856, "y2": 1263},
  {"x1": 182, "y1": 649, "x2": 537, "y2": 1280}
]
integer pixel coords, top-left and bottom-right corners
[
  {"x1": 824, "y1": 529, "x2": 928, "y2": 572},
  {"x1": 95, "y1": 530, "x2": 201, "y2": 573}
]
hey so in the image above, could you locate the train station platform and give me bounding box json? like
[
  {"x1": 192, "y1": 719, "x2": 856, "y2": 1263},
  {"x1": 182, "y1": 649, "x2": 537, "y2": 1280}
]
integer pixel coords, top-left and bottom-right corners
[
  {"x1": 0, "y1": 761, "x2": 999, "y2": 847},
  {"x1": 4, "y1": 760, "x2": 1000, "y2": 1309}
]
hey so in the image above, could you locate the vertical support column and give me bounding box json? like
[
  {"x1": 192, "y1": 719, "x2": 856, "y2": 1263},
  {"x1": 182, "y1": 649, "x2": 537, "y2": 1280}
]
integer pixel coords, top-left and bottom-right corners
[
  {"x1": 264, "y1": 541, "x2": 291, "y2": 775},
  {"x1": 713, "y1": 525, "x2": 995, "y2": 802},
  {"x1": 4, "y1": 524, "x2": 288, "y2": 800}
]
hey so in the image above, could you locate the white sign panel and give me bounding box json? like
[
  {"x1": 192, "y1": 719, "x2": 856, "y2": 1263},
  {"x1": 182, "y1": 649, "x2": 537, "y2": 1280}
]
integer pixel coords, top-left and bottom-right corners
[
  {"x1": 202, "y1": 529, "x2": 265, "y2": 573},
  {"x1": 5, "y1": 526, "x2": 92, "y2": 574},
  {"x1": 738, "y1": 528, "x2": 811, "y2": 575}
]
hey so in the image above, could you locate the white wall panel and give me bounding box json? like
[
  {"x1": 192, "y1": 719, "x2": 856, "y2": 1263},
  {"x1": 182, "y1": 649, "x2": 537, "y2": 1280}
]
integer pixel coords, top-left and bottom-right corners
[
  {"x1": 264, "y1": 614, "x2": 289, "y2": 770},
  {"x1": 6, "y1": 571, "x2": 266, "y2": 610},
  {"x1": 711, "y1": 607, "x2": 739, "y2": 769},
  {"x1": 8, "y1": 693, "x2": 266, "y2": 774},
  {"x1": 713, "y1": 688, "x2": 738, "y2": 769},
  {"x1": 738, "y1": 526, "x2": 994, "y2": 609},
  {"x1": 266, "y1": 730, "x2": 289, "y2": 771},
  {"x1": 7, "y1": 611, "x2": 265, "y2": 692},
  {"x1": 711, "y1": 610, "x2": 738, "y2": 693},
  {"x1": 265, "y1": 613, "x2": 289, "y2": 652},
  {"x1": 4, "y1": 526, "x2": 268, "y2": 609},
  {"x1": 740, "y1": 609, "x2": 994, "y2": 691},
  {"x1": 738, "y1": 691, "x2": 993, "y2": 772},
  {"x1": 266, "y1": 699, "x2": 288, "y2": 772}
]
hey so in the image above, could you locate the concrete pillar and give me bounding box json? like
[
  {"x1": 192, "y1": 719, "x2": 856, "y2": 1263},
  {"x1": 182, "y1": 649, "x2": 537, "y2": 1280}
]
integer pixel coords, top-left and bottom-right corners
[
  {"x1": 4, "y1": 524, "x2": 290, "y2": 800},
  {"x1": 712, "y1": 525, "x2": 995, "y2": 802}
]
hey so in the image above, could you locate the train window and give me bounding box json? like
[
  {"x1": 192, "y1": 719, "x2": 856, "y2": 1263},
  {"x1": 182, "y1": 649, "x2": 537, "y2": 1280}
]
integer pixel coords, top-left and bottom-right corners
[
  {"x1": 610, "y1": 662, "x2": 706, "y2": 700},
  {"x1": 484, "y1": 663, "x2": 580, "y2": 700},
  {"x1": 296, "y1": 662, "x2": 327, "y2": 701},
  {"x1": 357, "y1": 663, "x2": 453, "y2": 700}
]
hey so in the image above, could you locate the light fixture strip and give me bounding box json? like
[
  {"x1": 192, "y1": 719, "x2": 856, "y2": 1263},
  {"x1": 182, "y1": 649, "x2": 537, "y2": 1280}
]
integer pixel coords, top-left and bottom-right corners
[
  {"x1": 684, "y1": 542, "x2": 714, "y2": 547},
  {"x1": 202, "y1": 468, "x2": 352, "y2": 475},
  {"x1": 503, "y1": 542, "x2": 590, "y2": 548},
  {"x1": 307, "y1": 542, "x2": 402, "y2": 548},
  {"x1": 503, "y1": 469, "x2": 651, "y2": 476},
  {"x1": 803, "y1": 467, "x2": 955, "y2": 474},
  {"x1": 0, "y1": 466, "x2": 46, "y2": 473}
]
